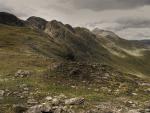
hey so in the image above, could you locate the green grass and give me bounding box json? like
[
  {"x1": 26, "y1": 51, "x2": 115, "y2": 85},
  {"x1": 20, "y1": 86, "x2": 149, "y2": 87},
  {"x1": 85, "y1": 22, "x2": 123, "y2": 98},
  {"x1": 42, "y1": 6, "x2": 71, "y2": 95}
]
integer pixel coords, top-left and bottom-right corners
[{"x1": 0, "y1": 23, "x2": 150, "y2": 112}]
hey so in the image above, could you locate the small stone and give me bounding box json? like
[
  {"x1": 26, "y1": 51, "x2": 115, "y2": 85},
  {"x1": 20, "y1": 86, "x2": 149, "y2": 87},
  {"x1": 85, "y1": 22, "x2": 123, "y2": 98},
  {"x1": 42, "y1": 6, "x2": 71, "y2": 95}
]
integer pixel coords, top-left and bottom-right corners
[
  {"x1": 65, "y1": 97, "x2": 85, "y2": 105},
  {"x1": 71, "y1": 86, "x2": 76, "y2": 88},
  {"x1": 94, "y1": 89, "x2": 99, "y2": 92},
  {"x1": 104, "y1": 73, "x2": 110, "y2": 77},
  {"x1": 45, "y1": 96, "x2": 53, "y2": 101},
  {"x1": 13, "y1": 104, "x2": 28, "y2": 113},
  {"x1": 58, "y1": 94, "x2": 67, "y2": 100},
  {"x1": 145, "y1": 108, "x2": 150, "y2": 112},
  {"x1": 15, "y1": 70, "x2": 31, "y2": 78},
  {"x1": 26, "y1": 103, "x2": 52, "y2": 113},
  {"x1": 27, "y1": 99, "x2": 38, "y2": 105},
  {"x1": 132, "y1": 93, "x2": 138, "y2": 96},
  {"x1": 52, "y1": 98, "x2": 60, "y2": 106},
  {"x1": 0, "y1": 90, "x2": 5, "y2": 96},
  {"x1": 126, "y1": 101, "x2": 136, "y2": 107},
  {"x1": 24, "y1": 87, "x2": 29, "y2": 91},
  {"x1": 145, "y1": 88, "x2": 150, "y2": 93}
]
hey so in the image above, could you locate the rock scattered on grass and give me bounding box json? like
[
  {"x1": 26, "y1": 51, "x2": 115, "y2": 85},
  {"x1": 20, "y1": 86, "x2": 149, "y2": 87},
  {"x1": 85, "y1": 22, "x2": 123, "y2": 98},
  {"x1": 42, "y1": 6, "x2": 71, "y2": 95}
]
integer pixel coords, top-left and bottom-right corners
[{"x1": 15, "y1": 70, "x2": 31, "y2": 78}]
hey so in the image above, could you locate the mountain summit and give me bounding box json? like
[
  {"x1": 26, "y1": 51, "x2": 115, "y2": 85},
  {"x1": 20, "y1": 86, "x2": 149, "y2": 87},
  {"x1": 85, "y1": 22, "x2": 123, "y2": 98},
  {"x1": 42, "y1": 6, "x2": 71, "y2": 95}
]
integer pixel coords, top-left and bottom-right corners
[{"x1": 0, "y1": 12, "x2": 25, "y2": 26}]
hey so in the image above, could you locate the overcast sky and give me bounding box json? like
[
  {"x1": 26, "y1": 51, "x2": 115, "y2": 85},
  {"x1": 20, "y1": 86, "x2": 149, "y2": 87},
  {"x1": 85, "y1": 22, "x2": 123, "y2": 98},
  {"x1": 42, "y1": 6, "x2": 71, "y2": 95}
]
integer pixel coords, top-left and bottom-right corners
[{"x1": 0, "y1": 0, "x2": 150, "y2": 40}]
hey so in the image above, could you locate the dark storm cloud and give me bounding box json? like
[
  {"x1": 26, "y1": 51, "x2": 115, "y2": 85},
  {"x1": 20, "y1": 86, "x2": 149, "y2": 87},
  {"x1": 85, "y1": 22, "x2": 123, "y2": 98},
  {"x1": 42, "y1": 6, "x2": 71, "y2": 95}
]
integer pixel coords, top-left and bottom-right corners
[{"x1": 71, "y1": 0, "x2": 150, "y2": 11}]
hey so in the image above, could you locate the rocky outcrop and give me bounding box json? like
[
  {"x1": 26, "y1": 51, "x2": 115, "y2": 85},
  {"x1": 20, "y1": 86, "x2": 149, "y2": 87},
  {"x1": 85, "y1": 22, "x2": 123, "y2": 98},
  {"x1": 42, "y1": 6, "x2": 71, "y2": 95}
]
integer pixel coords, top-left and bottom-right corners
[
  {"x1": 0, "y1": 12, "x2": 25, "y2": 26},
  {"x1": 27, "y1": 16, "x2": 47, "y2": 30}
]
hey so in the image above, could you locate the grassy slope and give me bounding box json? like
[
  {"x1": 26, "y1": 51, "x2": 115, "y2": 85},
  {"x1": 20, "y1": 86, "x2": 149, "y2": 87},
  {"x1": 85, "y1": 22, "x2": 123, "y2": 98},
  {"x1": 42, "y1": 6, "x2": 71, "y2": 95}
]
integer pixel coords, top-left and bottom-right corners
[
  {"x1": 0, "y1": 23, "x2": 150, "y2": 77},
  {"x1": 0, "y1": 24, "x2": 55, "y2": 75},
  {"x1": 0, "y1": 24, "x2": 150, "y2": 112},
  {"x1": 96, "y1": 36, "x2": 150, "y2": 77}
]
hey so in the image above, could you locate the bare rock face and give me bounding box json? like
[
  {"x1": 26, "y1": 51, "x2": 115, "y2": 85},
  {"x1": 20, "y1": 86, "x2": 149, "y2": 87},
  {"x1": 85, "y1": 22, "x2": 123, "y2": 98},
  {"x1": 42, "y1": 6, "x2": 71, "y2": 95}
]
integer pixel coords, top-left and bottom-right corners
[
  {"x1": 26, "y1": 16, "x2": 47, "y2": 30},
  {"x1": 0, "y1": 12, "x2": 25, "y2": 26}
]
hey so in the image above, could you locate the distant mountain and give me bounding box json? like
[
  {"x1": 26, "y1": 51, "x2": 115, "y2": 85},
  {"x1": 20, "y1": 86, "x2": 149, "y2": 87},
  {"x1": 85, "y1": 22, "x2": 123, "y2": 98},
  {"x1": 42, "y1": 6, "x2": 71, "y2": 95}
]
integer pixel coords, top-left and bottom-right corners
[
  {"x1": 139, "y1": 40, "x2": 150, "y2": 47},
  {"x1": 92, "y1": 28, "x2": 150, "y2": 77}
]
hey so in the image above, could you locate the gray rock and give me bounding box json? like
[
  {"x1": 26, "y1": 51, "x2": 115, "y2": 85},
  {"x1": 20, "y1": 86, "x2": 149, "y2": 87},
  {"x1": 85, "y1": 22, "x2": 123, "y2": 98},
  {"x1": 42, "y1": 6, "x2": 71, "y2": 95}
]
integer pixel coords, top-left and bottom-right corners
[
  {"x1": 13, "y1": 104, "x2": 28, "y2": 113},
  {"x1": 15, "y1": 70, "x2": 31, "y2": 78},
  {"x1": 26, "y1": 103, "x2": 52, "y2": 113},
  {"x1": 0, "y1": 90, "x2": 5, "y2": 96},
  {"x1": 52, "y1": 98, "x2": 61, "y2": 106},
  {"x1": 65, "y1": 97, "x2": 85, "y2": 105},
  {"x1": 45, "y1": 96, "x2": 53, "y2": 101},
  {"x1": 126, "y1": 101, "x2": 137, "y2": 108},
  {"x1": 144, "y1": 88, "x2": 150, "y2": 93},
  {"x1": 27, "y1": 98, "x2": 38, "y2": 105}
]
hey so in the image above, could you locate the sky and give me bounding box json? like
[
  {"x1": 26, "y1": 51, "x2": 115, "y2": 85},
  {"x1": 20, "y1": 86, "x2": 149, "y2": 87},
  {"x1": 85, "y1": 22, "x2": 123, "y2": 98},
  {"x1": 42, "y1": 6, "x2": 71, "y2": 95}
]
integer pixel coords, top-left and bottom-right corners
[{"x1": 0, "y1": 0, "x2": 150, "y2": 40}]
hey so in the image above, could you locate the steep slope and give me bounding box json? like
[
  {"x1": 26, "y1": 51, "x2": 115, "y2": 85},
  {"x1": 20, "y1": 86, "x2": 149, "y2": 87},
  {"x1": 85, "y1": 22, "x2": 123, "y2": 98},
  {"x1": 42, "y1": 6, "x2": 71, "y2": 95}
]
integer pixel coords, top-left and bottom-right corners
[
  {"x1": 93, "y1": 28, "x2": 150, "y2": 77},
  {"x1": 44, "y1": 20, "x2": 110, "y2": 62}
]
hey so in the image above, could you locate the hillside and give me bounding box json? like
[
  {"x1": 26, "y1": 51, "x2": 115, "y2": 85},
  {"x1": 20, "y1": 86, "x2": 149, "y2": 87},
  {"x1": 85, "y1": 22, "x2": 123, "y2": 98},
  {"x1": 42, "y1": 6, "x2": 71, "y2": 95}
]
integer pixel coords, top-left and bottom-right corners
[
  {"x1": 0, "y1": 12, "x2": 150, "y2": 113},
  {"x1": 93, "y1": 28, "x2": 150, "y2": 77}
]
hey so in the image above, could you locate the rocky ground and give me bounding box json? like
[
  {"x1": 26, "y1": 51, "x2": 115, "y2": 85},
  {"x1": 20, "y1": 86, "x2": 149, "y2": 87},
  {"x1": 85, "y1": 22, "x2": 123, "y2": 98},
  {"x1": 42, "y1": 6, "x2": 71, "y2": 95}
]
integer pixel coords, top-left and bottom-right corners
[{"x1": 0, "y1": 62, "x2": 150, "y2": 113}]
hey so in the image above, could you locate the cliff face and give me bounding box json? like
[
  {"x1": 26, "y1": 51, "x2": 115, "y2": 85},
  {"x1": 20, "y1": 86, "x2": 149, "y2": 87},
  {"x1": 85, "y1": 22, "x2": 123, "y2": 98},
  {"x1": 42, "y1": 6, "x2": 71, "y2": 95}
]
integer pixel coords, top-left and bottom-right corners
[{"x1": 26, "y1": 16, "x2": 47, "y2": 30}]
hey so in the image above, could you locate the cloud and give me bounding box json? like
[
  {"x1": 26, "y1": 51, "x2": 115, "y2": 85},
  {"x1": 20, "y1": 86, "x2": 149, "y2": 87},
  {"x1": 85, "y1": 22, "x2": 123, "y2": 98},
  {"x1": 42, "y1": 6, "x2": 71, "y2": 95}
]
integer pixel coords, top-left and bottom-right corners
[
  {"x1": 70, "y1": 0, "x2": 150, "y2": 11},
  {"x1": 116, "y1": 18, "x2": 150, "y2": 30},
  {"x1": 117, "y1": 28, "x2": 150, "y2": 40}
]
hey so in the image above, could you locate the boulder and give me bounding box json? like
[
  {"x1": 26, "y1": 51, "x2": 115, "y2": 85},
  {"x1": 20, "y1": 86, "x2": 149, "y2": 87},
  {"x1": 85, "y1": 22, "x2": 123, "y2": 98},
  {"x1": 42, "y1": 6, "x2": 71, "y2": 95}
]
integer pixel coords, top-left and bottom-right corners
[{"x1": 13, "y1": 104, "x2": 28, "y2": 113}]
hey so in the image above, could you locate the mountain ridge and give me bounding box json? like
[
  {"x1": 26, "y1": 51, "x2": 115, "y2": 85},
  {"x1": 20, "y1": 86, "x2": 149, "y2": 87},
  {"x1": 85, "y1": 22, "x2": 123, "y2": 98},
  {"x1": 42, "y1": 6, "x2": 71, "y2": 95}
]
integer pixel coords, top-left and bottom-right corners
[{"x1": 0, "y1": 12, "x2": 150, "y2": 77}]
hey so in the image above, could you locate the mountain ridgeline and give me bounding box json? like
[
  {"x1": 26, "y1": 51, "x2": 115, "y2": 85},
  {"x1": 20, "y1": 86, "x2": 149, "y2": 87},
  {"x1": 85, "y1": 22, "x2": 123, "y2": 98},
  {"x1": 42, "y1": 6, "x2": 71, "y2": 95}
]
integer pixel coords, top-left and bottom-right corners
[{"x1": 0, "y1": 12, "x2": 150, "y2": 77}]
